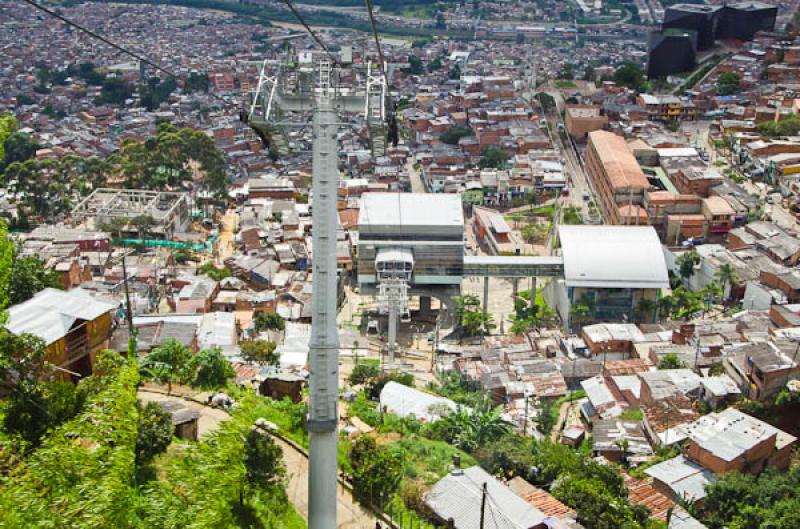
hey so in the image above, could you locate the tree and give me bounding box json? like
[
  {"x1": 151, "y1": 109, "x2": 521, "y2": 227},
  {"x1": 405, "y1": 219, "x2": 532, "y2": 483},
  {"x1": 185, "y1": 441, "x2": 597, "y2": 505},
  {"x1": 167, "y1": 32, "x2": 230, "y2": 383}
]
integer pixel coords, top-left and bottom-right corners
[
  {"x1": 613, "y1": 62, "x2": 645, "y2": 91},
  {"x1": 366, "y1": 370, "x2": 415, "y2": 400},
  {"x1": 448, "y1": 64, "x2": 461, "y2": 80},
  {"x1": 537, "y1": 92, "x2": 556, "y2": 112},
  {"x1": 96, "y1": 76, "x2": 134, "y2": 106},
  {"x1": 0, "y1": 113, "x2": 18, "y2": 162},
  {"x1": 557, "y1": 63, "x2": 575, "y2": 80},
  {"x1": 244, "y1": 428, "x2": 285, "y2": 490},
  {"x1": 715, "y1": 263, "x2": 738, "y2": 300},
  {"x1": 428, "y1": 57, "x2": 442, "y2": 72},
  {"x1": 479, "y1": 146, "x2": 509, "y2": 169},
  {"x1": 0, "y1": 221, "x2": 13, "y2": 310},
  {"x1": 140, "y1": 339, "x2": 193, "y2": 394},
  {"x1": 701, "y1": 467, "x2": 800, "y2": 529},
  {"x1": 185, "y1": 72, "x2": 210, "y2": 93},
  {"x1": 2, "y1": 131, "x2": 39, "y2": 168},
  {"x1": 197, "y1": 262, "x2": 232, "y2": 281},
  {"x1": 240, "y1": 339, "x2": 279, "y2": 367},
  {"x1": 130, "y1": 215, "x2": 156, "y2": 243},
  {"x1": 405, "y1": 55, "x2": 424, "y2": 75},
  {"x1": 758, "y1": 113, "x2": 800, "y2": 137},
  {"x1": 135, "y1": 401, "x2": 173, "y2": 464},
  {"x1": 716, "y1": 72, "x2": 741, "y2": 96},
  {"x1": 439, "y1": 125, "x2": 473, "y2": 145},
  {"x1": 658, "y1": 353, "x2": 686, "y2": 370},
  {"x1": 6, "y1": 255, "x2": 61, "y2": 306},
  {"x1": 437, "y1": 399, "x2": 511, "y2": 451},
  {"x1": 190, "y1": 348, "x2": 235, "y2": 389},
  {"x1": 676, "y1": 249, "x2": 700, "y2": 285},
  {"x1": 347, "y1": 362, "x2": 380, "y2": 386},
  {"x1": 254, "y1": 311, "x2": 285, "y2": 332},
  {"x1": 454, "y1": 295, "x2": 494, "y2": 338},
  {"x1": 348, "y1": 435, "x2": 403, "y2": 507}
]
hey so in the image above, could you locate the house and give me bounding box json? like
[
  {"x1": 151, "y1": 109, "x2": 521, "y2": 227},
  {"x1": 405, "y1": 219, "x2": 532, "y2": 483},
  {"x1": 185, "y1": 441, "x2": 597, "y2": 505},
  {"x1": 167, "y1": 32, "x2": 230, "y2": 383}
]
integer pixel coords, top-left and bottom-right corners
[
  {"x1": 507, "y1": 477, "x2": 576, "y2": 520},
  {"x1": 259, "y1": 372, "x2": 306, "y2": 403},
  {"x1": 645, "y1": 455, "x2": 716, "y2": 505},
  {"x1": 724, "y1": 341, "x2": 800, "y2": 399},
  {"x1": 5, "y1": 288, "x2": 116, "y2": 380},
  {"x1": 424, "y1": 466, "x2": 548, "y2": 529},
  {"x1": 592, "y1": 419, "x2": 653, "y2": 462},
  {"x1": 682, "y1": 408, "x2": 796, "y2": 474},
  {"x1": 156, "y1": 400, "x2": 200, "y2": 441},
  {"x1": 174, "y1": 276, "x2": 219, "y2": 314}
]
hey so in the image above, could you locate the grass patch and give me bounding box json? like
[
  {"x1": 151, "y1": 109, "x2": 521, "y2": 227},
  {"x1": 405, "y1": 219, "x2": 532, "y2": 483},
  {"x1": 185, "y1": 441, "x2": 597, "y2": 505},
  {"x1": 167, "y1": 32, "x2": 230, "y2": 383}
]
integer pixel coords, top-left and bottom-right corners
[
  {"x1": 555, "y1": 80, "x2": 577, "y2": 89},
  {"x1": 618, "y1": 407, "x2": 643, "y2": 421}
]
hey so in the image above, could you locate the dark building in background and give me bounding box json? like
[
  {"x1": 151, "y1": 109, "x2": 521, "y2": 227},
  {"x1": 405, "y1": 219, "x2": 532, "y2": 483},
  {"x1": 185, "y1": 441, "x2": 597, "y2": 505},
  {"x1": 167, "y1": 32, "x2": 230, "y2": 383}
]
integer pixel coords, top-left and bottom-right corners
[
  {"x1": 647, "y1": 29, "x2": 698, "y2": 78},
  {"x1": 717, "y1": 2, "x2": 779, "y2": 41},
  {"x1": 648, "y1": 2, "x2": 777, "y2": 79},
  {"x1": 663, "y1": 4, "x2": 722, "y2": 51}
]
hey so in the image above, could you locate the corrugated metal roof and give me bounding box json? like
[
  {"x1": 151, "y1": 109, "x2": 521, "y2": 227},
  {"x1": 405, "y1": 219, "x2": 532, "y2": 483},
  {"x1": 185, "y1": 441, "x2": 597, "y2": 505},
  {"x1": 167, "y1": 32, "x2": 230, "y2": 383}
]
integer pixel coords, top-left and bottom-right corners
[
  {"x1": 5, "y1": 288, "x2": 115, "y2": 345},
  {"x1": 425, "y1": 466, "x2": 546, "y2": 529}
]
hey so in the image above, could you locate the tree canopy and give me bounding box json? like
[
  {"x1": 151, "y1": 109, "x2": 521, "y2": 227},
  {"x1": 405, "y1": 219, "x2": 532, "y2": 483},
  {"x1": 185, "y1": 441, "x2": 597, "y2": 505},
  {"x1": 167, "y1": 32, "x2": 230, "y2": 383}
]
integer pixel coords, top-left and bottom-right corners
[
  {"x1": 613, "y1": 62, "x2": 646, "y2": 92},
  {"x1": 716, "y1": 72, "x2": 741, "y2": 96},
  {"x1": 479, "y1": 146, "x2": 509, "y2": 169},
  {"x1": 439, "y1": 125, "x2": 473, "y2": 145}
]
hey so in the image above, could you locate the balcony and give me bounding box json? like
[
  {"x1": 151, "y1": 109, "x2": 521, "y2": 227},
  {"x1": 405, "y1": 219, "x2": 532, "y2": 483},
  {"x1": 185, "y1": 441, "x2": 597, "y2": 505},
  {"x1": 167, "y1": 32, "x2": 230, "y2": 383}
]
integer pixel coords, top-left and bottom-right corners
[{"x1": 65, "y1": 333, "x2": 89, "y2": 361}]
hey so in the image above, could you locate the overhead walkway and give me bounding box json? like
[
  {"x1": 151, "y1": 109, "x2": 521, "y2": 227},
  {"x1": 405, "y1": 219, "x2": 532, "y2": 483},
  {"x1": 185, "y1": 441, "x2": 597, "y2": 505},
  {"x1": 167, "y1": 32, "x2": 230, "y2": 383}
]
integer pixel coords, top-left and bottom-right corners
[{"x1": 463, "y1": 255, "x2": 564, "y2": 278}]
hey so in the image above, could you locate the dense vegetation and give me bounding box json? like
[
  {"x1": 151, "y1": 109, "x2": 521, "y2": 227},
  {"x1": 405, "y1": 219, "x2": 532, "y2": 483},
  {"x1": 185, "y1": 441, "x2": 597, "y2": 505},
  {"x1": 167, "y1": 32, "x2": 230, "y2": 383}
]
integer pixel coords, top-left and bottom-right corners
[
  {"x1": 698, "y1": 466, "x2": 800, "y2": 529},
  {"x1": 86, "y1": 0, "x2": 472, "y2": 39},
  {"x1": 345, "y1": 374, "x2": 666, "y2": 529},
  {"x1": 0, "y1": 120, "x2": 228, "y2": 221}
]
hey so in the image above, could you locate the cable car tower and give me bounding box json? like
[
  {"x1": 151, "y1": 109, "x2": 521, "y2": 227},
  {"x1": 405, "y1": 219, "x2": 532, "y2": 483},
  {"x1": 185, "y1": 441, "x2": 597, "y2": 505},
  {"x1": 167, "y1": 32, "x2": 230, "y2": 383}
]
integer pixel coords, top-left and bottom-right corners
[{"x1": 246, "y1": 54, "x2": 391, "y2": 529}]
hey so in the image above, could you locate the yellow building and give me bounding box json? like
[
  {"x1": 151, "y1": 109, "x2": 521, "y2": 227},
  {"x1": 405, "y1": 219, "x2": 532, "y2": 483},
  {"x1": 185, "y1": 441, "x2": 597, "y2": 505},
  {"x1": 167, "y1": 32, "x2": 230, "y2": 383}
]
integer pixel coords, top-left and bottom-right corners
[{"x1": 5, "y1": 288, "x2": 116, "y2": 380}]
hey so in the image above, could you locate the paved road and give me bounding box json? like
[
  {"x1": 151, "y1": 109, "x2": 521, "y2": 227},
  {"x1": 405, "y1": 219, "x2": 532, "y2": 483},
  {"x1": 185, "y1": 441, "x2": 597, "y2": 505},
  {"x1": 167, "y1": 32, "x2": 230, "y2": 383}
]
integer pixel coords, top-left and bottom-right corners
[
  {"x1": 138, "y1": 389, "x2": 378, "y2": 528},
  {"x1": 406, "y1": 156, "x2": 426, "y2": 193}
]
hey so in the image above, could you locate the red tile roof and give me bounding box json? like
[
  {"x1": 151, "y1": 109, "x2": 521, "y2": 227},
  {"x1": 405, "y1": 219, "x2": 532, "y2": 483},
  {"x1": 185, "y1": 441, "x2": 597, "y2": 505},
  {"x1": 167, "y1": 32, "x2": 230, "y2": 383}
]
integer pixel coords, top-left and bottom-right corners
[{"x1": 621, "y1": 471, "x2": 674, "y2": 521}]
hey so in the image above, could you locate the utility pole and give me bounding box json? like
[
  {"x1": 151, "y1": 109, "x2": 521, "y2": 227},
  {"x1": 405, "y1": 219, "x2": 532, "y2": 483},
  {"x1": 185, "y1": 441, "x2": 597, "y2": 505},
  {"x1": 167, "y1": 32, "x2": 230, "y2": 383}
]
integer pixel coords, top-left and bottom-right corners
[
  {"x1": 479, "y1": 482, "x2": 488, "y2": 529},
  {"x1": 522, "y1": 392, "x2": 530, "y2": 436}
]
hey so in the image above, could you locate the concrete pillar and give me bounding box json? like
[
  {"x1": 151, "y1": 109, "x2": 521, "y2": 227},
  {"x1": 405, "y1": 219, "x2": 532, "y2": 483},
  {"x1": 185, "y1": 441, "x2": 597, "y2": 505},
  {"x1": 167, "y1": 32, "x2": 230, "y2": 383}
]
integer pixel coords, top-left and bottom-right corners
[
  {"x1": 529, "y1": 277, "x2": 537, "y2": 309},
  {"x1": 512, "y1": 278, "x2": 519, "y2": 300},
  {"x1": 388, "y1": 300, "x2": 398, "y2": 365},
  {"x1": 483, "y1": 276, "x2": 490, "y2": 315},
  {"x1": 419, "y1": 295, "x2": 432, "y2": 315}
]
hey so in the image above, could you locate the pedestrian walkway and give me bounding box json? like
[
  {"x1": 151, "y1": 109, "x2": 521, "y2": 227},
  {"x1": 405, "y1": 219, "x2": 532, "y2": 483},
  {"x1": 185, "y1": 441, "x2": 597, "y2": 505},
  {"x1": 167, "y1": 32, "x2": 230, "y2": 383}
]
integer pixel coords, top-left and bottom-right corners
[{"x1": 137, "y1": 388, "x2": 378, "y2": 528}]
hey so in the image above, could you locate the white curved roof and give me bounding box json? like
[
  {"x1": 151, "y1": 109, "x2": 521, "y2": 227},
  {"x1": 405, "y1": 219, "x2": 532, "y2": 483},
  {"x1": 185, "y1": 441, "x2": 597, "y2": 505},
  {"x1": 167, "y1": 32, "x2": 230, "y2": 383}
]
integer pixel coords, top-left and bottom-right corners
[{"x1": 558, "y1": 225, "x2": 669, "y2": 289}]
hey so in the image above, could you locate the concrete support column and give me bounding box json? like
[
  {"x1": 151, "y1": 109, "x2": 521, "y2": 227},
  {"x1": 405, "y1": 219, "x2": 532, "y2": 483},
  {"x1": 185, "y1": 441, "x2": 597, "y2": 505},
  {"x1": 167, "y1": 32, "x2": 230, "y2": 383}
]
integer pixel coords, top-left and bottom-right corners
[
  {"x1": 483, "y1": 276, "x2": 490, "y2": 315},
  {"x1": 419, "y1": 295, "x2": 432, "y2": 315},
  {"x1": 512, "y1": 278, "x2": 519, "y2": 300},
  {"x1": 388, "y1": 300, "x2": 398, "y2": 365},
  {"x1": 529, "y1": 277, "x2": 537, "y2": 309}
]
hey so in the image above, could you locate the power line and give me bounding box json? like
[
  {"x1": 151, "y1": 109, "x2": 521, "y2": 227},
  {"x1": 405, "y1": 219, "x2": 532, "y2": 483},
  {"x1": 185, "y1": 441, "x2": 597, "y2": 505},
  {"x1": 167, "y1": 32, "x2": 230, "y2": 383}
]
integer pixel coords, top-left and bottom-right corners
[
  {"x1": 19, "y1": 0, "x2": 178, "y2": 79},
  {"x1": 280, "y1": 0, "x2": 340, "y2": 66}
]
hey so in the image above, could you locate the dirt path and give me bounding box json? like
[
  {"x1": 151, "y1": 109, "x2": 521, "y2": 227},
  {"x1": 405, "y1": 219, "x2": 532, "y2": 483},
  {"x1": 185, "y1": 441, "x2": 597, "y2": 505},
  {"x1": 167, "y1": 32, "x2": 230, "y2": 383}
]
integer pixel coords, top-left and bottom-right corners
[
  {"x1": 216, "y1": 208, "x2": 237, "y2": 264},
  {"x1": 137, "y1": 389, "x2": 378, "y2": 528}
]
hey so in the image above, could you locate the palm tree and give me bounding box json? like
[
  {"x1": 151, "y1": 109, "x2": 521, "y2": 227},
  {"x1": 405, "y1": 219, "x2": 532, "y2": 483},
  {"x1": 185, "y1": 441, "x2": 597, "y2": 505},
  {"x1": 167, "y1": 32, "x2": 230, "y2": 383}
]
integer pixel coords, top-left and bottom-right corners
[
  {"x1": 446, "y1": 400, "x2": 511, "y2": 451},
  {"x1": 676, "y1": 250, "x2": 701, "y2": 287},
  {"x1": 715, "y1": 264, "x2": 738, "y2": 302}
]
